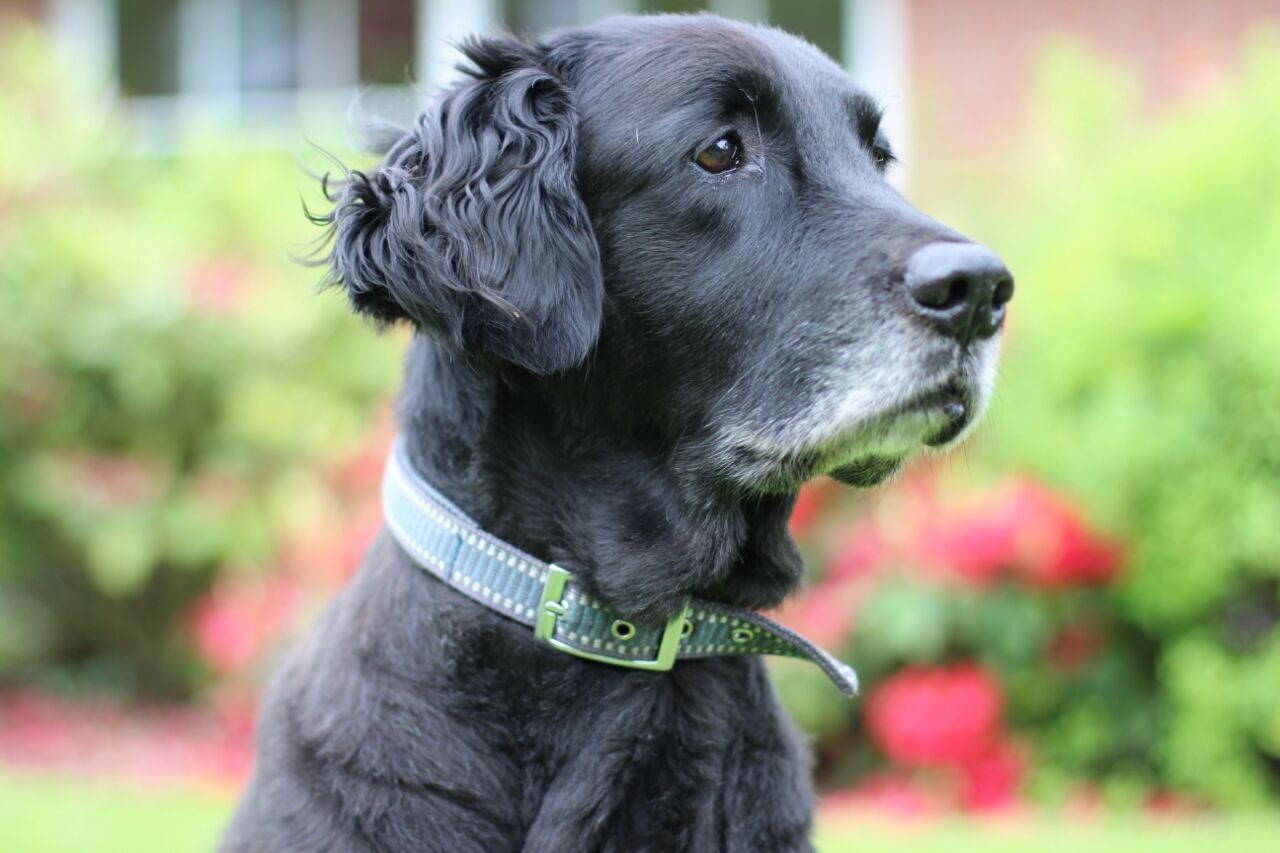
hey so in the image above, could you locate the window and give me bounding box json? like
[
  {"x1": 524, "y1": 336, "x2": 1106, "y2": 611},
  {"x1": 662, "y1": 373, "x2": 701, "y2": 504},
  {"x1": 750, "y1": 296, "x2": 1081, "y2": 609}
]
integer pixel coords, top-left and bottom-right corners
[{"x1": 118, "y1": 0, "x2": 180, "y2": 96}]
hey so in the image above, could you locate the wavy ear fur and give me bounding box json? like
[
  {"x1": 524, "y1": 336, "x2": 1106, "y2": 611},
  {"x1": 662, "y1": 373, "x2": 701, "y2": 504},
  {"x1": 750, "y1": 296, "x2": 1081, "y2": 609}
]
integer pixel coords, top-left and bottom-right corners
[{"x1": 324, "y1": 36, "x2": 603, "y2": 375}]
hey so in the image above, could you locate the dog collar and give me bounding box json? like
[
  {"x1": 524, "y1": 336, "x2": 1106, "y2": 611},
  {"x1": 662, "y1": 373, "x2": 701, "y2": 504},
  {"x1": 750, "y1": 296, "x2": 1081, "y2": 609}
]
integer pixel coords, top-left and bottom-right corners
[{"x1": 381, "y1": 439, "x2": 859, "y2": 696}]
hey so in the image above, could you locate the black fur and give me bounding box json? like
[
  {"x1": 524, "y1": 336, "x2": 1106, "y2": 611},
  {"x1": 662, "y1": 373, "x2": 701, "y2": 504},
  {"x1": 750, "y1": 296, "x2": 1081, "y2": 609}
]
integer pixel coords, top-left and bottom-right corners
[
  {"x1": 225, "y1": 14, "x2": 1004, "y2": 852},
  {"x1": 325, "y1": 37, "x2": 603, "y2": 374}
]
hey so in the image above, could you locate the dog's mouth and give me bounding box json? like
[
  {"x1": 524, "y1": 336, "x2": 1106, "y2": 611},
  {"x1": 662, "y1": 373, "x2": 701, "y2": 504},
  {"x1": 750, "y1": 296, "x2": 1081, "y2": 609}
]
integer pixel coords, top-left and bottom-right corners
[
  {"x1": 823, "y1": 377, "x2": 974, "y2": 486},
  {"x1": 711, "y1": 365, "x2": 992, "y2": 494},
  {"x1": 919, "y1": 379, "x2": 975, "y2": 447}
]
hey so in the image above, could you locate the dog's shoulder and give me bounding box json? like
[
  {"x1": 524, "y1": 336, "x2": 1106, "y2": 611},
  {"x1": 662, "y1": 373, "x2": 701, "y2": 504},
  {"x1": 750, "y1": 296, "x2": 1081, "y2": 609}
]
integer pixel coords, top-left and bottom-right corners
[{"x1": 234, "y1": 532, "x2": 814, "y2": 851}]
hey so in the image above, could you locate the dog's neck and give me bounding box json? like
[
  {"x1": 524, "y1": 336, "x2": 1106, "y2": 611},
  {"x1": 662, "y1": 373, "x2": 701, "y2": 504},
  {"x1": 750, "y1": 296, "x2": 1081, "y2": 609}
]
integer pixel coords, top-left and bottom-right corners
[{"x1": 396, "y1": 336, "x2": 805, "y2": 624}]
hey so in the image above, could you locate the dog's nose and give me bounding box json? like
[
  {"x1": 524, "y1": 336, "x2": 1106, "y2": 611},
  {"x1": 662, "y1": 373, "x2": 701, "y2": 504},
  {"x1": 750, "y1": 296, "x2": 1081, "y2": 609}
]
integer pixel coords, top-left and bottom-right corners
[{"x1": 904, "y1": 242, "x2": 1014, "y2": 343}]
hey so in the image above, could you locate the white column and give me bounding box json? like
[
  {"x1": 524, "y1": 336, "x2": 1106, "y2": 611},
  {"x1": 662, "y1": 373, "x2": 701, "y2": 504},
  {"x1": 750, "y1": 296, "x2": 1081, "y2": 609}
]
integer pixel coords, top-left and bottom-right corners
[
  {"x1": 48, "y1": 0, "x2": 117, "y2": 92},
  {"x1": 416, "y1": 0, "x2": 501, "y2": 94},
  {"x1": 176, "y1": 0, "x2": 240, "y2": 129},
  {"x1": 845, "y1": 0, "x2": 910, "y2": 186},
  {"x1": 178, "y1": 0, "x2": 240, "y2": 95},
  {"x1": 708, "y1": 0, "x2": 768, "y2": 24}
]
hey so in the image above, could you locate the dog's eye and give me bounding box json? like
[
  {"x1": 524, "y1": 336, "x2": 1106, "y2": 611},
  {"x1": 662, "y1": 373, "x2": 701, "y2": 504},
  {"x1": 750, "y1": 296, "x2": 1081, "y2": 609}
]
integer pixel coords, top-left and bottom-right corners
[
  {"x1": 871, "y1": 135, "x2": 897, "y2": 171},
  {"x1": 695, "y1": 134, "x2": 741, "y2": 174}
]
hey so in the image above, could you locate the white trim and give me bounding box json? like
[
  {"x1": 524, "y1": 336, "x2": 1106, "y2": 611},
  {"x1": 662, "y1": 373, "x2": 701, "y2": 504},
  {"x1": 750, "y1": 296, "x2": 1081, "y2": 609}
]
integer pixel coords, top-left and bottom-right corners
[
  {"x1": 177, "y1": 0, "x2": 241, "y2": 127},
  {"x1": 845, "y1": 0, "x2": 911, "y2": 187},
  {"x1": 48, "y1": 0, "x2": 117, "y2": 93},
  {"x1": 415, "y1": 0, "x2": 501, "y2": 94}
]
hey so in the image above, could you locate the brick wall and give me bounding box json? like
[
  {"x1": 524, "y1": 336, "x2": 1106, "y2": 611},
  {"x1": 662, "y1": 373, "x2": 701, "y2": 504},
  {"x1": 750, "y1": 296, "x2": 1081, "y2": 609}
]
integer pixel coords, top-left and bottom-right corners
[
  {"x1": 1, "y1": 0, "x2": 47, "y2": 22},
  {"x1": 908, "y1": 0, "x2": 1280, "y2": 170}
]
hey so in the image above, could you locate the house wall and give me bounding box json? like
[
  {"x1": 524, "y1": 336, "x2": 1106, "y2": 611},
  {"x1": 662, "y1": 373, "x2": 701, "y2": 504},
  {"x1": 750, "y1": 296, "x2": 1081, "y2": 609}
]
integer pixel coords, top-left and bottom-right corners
[
  {"x1": 908, "y1": 0, "x2": 1280, "y2": 171},
  {"x1": 1, "y1": 0, "x2": 45, "y2": 20},
  {"x1": 19, "y1": 0, "x2": 1280, "y2": 170}
]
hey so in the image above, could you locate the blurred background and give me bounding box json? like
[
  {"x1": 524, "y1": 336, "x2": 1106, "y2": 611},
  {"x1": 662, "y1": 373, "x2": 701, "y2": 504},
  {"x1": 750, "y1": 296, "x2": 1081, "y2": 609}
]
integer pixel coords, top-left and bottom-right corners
[{"x1": 1, "y1": 1, "x2": 1278, "y2": 850}]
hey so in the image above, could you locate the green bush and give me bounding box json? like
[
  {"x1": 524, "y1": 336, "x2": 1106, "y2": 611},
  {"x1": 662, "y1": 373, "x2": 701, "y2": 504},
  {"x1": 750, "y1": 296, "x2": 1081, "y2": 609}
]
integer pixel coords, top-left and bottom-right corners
[
  {"x1": 977, "y1": 39, "x2": 1280, "y2": 807},
  {"x1": 0, "y1": 32, "x2": 400, "y2": 697},
  {"x1": 3, "y1": 23, "x2": 1277, "y2": 812}
]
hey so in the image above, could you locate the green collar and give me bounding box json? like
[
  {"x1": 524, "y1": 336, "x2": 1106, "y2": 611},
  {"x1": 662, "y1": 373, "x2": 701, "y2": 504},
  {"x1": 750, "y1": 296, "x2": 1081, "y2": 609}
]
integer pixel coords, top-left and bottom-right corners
[{"x1": 382, "y1": 439, "x2": 859, "y2": 695}]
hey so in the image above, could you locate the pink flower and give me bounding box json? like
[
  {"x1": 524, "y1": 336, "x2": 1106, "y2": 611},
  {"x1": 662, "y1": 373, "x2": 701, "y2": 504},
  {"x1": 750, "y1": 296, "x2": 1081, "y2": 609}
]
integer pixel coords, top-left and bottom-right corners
[
  {"x1": 773, "y1": 579, "x2": 865, "y2": 649},
  {"x1": 985, "y1": 480, "x2": 1123, "y2": 588},
  {"x1": 1046, "y1": 620, "x2": 1104, "y2": 672},
  {"x1": 280, "y1": 524, "x2": 347, "y2": 586},
  {"x1": 957, "y1": 739, "x2": 1024, "y2": 812},
  {"x1": 329, "y1": 421, "x2": 395, "y2": 499},
  {"x1": 185, "y1": 260, "x2": 252, "y2": 315},
  {"x1": 188, "y1": 576, "x2": 301, "y2": 674},
  {"x1": 825, "y1": 773, "x2": 938, "y2": 818},
  {"x1": 914, "y1": 509, "x2": 1018, "y2": 585},
  {"x1": 826, "y1": 520, "x2": 889, "y2": 583},
  {"x1": 189, "y1": 594, "x2": 257, "y2": 674},
  {"x1": 0, "y1": 690, "x2": 254, "y2": 786},
  {"x1": 789, "y1": 478, "x2": 842, "y2": 537},
  {"x1": 909, "y1": 478, "x2": 1123, "y2": 589},
  {"x1": 865, "y1": 663, "x2": 1004, "y2": 767},
  {"x1": 1145, "y1": 789, "x2": 1206, "y2": 818},
  {"x1": 771, "y1": 519, "x2": 890, "y2": 647},
  {"x1": 342, "y1": 504, "x2": 384, "y2": 579}
]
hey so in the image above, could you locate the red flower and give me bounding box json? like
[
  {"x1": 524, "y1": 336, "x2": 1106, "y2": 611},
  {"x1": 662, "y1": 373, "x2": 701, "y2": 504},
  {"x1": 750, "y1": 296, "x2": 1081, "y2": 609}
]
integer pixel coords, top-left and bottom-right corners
[
  {"x1": 957, "y1": 739, "x2": 1024, "y2": 811},
  {"x1": 998, "y1": 480, "x2": 1123, "y2": 588},
  {"x1": 770, "y1": 520, "x2": 889, "y2": 647},
  {"x1": 188, "y1": 576, "x2": 301, "y2": 674},
  {"x1": 1046, "y1": 620, "x2": 1105, "y2": 672},
  {"x1": 0, "y1": 690, "x2": 254, "y2": 786},
  {"x1": 826, "y1": 773, "x2": 938, "y2": 818},
  {"x1": 341, "y1": 504, "x2": 384, "y2": 579},
  {"x1": 789, "y1": 478, "x2": 842, "y2": 537},
  {"x1": 826, "y1": 520, "x2": 889, "y2": 583},
  {"x1": 914, "y1": 509, "x2": 1018, "y2": 585},
  {"x1": 329, "y1": 420, "x2": 395, "y2": 499},
  {"x1": 910, "y1": 478, "x2": 1123, "y2": 589},
  {"x1": 1145, "y1": 789, "x2": 1206, "y2": 817},
  {"x1": 773, "y1": 579, "x2": 866, "y2": 649},
  {"x1": 865, "y1": 663, "x2": 1004, "y2": 767}
]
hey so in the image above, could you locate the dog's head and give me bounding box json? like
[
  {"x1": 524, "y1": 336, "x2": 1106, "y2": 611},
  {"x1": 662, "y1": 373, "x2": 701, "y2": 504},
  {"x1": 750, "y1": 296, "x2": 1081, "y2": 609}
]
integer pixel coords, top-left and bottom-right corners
[{"x1": 326, "y1": 15, "x2": 1011, "y2": 498}]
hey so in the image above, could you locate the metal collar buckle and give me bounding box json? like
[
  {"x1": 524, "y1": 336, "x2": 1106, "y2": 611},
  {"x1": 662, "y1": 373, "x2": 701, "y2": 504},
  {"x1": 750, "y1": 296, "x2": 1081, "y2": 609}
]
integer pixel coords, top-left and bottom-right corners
[{"x1": 534, "y1": 566, "x2": 691, "y2": 671}]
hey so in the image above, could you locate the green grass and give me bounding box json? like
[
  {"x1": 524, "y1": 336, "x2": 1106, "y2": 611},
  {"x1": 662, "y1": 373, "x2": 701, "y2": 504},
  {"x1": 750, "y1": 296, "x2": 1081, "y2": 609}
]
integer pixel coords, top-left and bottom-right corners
[
  {"x1": 816, "y1": 813, "x2": 1280, "y2": 853},
  {"x1": 0, "y1": 773, "x2": 233, "y2": 853},
  {"x1": 2, "y1": 772, "x2": 1278, "y2": 852}
]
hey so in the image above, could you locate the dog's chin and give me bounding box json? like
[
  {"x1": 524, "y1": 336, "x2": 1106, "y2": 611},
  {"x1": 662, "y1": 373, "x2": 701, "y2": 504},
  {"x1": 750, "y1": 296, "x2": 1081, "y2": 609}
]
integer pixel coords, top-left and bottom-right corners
[
  {"x1": 824, "y1": 413, "x2": 969, "y2": 488},
  {"x1": 829, "y1": 456, "x2": 904, "y2": 487},
  {"x1": 814, "y1": 379, "x2": 983, "y2": 488},
  {"x1": 712, "y1": 366, "x2": 994, "y2": 496}
]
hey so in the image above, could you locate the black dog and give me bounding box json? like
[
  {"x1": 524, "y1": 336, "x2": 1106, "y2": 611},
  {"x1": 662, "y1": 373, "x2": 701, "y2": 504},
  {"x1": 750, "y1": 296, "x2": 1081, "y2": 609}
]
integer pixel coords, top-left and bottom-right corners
[{"x1": 223, "y1": 14, "x2": 1011, "y2": 852}]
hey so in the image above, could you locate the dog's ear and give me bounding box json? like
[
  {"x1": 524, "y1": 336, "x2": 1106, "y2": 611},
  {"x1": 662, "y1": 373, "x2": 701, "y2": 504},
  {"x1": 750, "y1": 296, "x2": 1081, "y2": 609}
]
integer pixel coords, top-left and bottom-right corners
[{"x1": 325, "y1": 36, "x2": 602, "y2": 374}]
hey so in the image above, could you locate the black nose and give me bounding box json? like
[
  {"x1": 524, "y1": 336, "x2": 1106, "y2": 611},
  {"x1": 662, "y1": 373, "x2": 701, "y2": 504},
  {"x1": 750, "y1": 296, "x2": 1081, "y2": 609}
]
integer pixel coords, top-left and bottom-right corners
[{"x1": 903, "y1": 242, "x2": 1014, "y2": 343}]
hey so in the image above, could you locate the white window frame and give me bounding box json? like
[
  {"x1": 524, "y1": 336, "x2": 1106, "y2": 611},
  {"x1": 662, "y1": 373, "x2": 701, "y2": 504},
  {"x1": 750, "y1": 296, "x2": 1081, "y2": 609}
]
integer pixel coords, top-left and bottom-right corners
[{"x1": 45, "y1": 0, "x2": 909, "y2": 165}]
